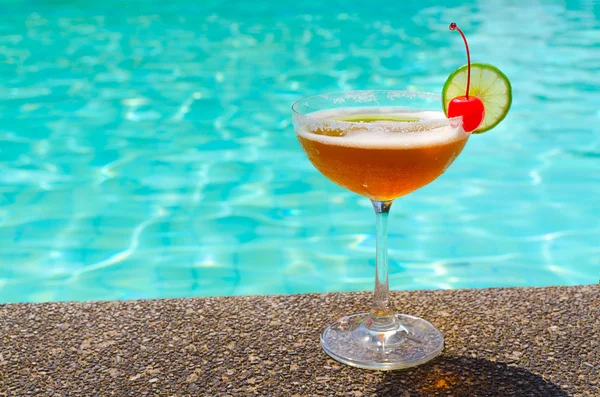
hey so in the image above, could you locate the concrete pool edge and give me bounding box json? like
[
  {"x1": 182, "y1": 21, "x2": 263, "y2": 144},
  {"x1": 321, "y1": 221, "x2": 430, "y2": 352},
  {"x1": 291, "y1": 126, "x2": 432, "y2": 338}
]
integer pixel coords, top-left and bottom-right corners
[{"x1": 1, "y1": 285, "x2": 598, "y2": 396}]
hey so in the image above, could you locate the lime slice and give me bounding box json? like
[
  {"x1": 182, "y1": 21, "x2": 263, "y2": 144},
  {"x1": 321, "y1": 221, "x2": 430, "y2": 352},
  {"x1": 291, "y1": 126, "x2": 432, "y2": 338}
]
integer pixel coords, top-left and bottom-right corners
[{"x1": 442, "y1": 63, "x2": 512, "y2": 133}]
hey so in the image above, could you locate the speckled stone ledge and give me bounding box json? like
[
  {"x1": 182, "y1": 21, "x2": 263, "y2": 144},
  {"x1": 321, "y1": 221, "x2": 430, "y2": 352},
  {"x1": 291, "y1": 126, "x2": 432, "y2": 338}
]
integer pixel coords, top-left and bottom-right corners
[{"x1": 0, "y1": 285, "x2": 598, "y2": 396}]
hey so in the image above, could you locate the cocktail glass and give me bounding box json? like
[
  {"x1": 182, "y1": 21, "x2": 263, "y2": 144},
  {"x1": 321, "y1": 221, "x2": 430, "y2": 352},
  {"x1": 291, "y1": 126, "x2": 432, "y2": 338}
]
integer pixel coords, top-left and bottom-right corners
[{"x1": 292, "y1": 90, "x2": 468, "y2": 370}]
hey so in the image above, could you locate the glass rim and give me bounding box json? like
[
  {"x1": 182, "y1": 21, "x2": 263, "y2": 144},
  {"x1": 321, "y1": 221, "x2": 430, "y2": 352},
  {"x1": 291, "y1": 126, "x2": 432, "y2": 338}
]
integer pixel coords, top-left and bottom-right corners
[{"x1": 292, "y1": 90, "x2": 463, "y2": 130}]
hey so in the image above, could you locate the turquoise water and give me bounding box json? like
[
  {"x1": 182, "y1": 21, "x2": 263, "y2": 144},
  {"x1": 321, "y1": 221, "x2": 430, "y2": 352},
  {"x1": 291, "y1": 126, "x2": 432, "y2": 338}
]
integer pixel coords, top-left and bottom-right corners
[{"x1": 0, "y1": 0, "x2": 598, "y2": 303}]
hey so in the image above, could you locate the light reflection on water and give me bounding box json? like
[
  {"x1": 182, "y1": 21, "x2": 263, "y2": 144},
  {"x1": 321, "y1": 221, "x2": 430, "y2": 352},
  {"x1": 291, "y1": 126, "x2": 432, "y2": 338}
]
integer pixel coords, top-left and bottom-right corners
[{"x1": 0, "y1": 0, "x2": 598, "y2": 302}]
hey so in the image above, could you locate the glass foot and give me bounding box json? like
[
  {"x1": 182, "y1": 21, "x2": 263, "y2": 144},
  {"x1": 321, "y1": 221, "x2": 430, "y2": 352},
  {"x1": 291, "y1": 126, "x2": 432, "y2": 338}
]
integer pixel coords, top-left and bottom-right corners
[{"x1": 321, "y1": 313, "x2": 444, "y2": 370}]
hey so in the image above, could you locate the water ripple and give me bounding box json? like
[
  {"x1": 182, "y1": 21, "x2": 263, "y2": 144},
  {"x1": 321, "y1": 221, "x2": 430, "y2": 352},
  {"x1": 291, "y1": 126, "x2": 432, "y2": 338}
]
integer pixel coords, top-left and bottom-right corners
[{"x1": 0, "y1": 0, "x2": 598, "y2": 302}]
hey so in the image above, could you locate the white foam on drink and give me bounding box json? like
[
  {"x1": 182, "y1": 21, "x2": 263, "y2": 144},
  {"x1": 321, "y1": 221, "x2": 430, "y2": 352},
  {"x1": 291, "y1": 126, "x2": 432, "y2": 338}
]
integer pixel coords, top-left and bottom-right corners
[{"x1": 295, "y1": 107, "x2": 468, "y2": 149}]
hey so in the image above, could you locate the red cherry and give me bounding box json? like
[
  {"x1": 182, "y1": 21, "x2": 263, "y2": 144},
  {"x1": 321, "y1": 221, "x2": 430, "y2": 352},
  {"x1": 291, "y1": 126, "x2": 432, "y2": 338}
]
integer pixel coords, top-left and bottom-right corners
[
  {"x1": 448, "y1": 23, "x2": 484, "y2": 132},
  {"x1": 448, "y1": 95, "x2": 484, "y2": 133}
]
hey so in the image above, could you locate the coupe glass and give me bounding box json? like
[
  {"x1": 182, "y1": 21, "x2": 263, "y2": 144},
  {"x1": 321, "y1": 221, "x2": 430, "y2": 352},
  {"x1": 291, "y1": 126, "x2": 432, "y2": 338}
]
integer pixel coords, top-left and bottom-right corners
[{"x1": 292, "y1": 90, "x2": 468, "y2": 370}]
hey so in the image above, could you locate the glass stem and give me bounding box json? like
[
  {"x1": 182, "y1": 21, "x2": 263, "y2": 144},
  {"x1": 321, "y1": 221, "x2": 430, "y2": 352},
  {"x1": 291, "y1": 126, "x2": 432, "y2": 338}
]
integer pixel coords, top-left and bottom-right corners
[{"x1": 368, "y1": 199, "x2": 399, "y2": 332}]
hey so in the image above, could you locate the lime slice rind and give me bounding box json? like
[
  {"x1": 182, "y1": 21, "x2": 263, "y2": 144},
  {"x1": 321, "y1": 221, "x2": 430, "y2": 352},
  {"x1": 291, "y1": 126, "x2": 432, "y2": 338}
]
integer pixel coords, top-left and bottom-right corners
[{"x1": 442, "y1": 63, "x2": 512, "y2": 134}]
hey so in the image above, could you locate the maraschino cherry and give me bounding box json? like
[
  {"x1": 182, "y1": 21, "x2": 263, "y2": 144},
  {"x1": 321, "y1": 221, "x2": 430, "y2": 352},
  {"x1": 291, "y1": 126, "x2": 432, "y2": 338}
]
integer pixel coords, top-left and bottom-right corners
[{"x1": 447, "y1": 22, "x2": 484, "y2": 133}]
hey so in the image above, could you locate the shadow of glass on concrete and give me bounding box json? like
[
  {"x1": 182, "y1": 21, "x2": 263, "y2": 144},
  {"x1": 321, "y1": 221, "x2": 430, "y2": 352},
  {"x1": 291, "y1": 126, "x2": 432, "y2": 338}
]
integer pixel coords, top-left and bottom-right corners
[{"x1": 377, "y1": 355, "x2": 570, "y2": 397}]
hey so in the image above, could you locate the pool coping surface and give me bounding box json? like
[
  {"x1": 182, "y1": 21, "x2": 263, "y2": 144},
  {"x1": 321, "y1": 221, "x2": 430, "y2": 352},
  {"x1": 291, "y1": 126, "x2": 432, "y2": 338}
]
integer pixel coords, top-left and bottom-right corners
[{"x1": 1, "y1": 285, "x2": 598, "y2": 396}]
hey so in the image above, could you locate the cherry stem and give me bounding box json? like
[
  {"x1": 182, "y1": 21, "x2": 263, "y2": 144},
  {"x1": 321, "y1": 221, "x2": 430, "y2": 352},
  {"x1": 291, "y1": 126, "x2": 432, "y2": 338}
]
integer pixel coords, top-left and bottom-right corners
[{"x1": 449, "y1": 22, "x2": 471, "y2": 99}]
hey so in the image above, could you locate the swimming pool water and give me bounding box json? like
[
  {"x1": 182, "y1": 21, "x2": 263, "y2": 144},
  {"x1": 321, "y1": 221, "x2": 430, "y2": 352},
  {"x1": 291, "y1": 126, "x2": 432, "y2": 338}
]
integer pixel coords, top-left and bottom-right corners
[{"x1": 0, "y1": 0, "x2": 598, "y2": 303}]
